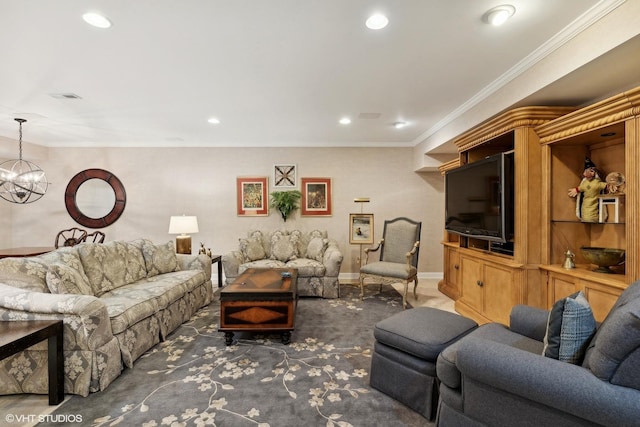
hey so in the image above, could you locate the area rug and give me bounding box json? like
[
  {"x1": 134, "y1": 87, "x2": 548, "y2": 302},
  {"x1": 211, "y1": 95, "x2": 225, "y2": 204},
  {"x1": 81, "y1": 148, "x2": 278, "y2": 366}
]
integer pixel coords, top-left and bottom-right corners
[{"x1": 39, "y1": 285, "x2": 430, "y2": 427}]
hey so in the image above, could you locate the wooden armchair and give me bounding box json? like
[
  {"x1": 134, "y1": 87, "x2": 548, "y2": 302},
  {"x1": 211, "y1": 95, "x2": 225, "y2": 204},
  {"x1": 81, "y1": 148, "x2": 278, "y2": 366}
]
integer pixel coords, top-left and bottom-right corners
[
  {"x1": 54, "y1": 227, "x2": 88, "y2": 249},
  {"x1": 84, "y1": 231, "x2": 106, "y2": 243},
  {"x1": 359, "y1": 217, "x2": 421, "y2": 308}
]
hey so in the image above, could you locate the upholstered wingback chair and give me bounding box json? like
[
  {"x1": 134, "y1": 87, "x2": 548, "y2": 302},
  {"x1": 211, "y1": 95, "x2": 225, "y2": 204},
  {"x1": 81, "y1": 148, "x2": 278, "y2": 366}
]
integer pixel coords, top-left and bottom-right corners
[{"x1": 359, "y1": 217, "x2": 421, "y2": 308}]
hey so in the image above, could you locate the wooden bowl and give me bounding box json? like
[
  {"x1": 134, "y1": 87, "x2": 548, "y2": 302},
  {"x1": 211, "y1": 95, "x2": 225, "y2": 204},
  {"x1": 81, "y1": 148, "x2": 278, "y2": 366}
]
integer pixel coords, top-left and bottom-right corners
[{"x1": 580, "y1": 247, "x2": 625, "y2": 273}]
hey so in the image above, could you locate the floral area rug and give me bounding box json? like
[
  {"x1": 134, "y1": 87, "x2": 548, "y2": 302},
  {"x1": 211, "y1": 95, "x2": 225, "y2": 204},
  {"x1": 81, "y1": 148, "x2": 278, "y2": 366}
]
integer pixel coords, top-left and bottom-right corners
[{"x1": 39, "y1": 284, "x2": 429, "y2": 427}]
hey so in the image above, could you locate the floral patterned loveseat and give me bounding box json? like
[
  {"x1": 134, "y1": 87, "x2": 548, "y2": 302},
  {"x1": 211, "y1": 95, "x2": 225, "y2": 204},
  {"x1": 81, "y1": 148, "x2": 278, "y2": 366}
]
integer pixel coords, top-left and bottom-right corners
[
  {"x1": 222, "y1": 229, "x2": 343, "y2": 298},
  {"x1": 0, "y1": 239, "x2": 212, "y2": 397}
]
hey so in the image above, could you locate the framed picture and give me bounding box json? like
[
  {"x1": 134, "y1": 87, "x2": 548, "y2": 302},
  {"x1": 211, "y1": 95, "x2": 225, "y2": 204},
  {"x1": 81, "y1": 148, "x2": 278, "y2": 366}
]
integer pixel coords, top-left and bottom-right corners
[
  {"x1": 236, "y1": 177, "x2": 268, "y2": 216},
  {"x1": 301, "y1": 177, "x2": 332, "y2": 216},
  {"x1": 273, "y1": 164, "x2": 297, "y2": 188},
  {"x1": 349, "y1": 213, "x2": 374, "y2": 244}
]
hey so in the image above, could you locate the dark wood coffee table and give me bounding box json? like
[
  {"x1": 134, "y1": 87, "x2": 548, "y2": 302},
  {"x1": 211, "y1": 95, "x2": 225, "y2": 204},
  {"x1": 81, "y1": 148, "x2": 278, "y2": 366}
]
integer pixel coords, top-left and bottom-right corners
[
  {"x1": 0, "y1": 320, "x2": 64, "y2": 404},
  {"x1": 219, "y1": 268, "x2": 297, "y2": 345}
]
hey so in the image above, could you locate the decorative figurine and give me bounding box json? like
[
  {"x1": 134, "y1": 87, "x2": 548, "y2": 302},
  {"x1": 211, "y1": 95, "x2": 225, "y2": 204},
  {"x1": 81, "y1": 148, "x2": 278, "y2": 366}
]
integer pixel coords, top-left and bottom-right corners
[
  {"x1": 206, "y1": 248, "x2": 212, "y2": 257},
  {"x1": 562, "y1": 249, "x2": 576, "y2": 269},
  {"x1": 199, "y1": 242, "x2": 207, "y2": 255},
  {"x1": 567, "y1": 157, "x2": 607, "y2": 223}
]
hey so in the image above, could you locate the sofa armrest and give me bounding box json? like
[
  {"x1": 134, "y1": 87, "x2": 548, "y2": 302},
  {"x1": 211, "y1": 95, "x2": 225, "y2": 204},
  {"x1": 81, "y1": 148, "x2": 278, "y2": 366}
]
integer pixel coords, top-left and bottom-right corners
[
  {"x1": 222, "y1": 251, "x2": 243, "y2": 281},
  {"x1": 509, "y1": 304, "x2": 549, "y2": 341},
  {"x1": 322, "y1": 240, "x2": 343, "y2": 277},
  {"x1": 456, "y1": 336, "x2": 640, "y2": 426},
  {"x1": 177, "y1": 254, "x2": 212, "y2": 281},
  {"x1": 0, "y1": 283, "x2": 114, "y2": 351}
]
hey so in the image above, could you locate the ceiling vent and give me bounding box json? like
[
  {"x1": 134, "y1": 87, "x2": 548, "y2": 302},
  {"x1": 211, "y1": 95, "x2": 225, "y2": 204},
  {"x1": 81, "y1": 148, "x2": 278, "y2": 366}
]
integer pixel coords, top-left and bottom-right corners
[{"x1": 50, "y1": 93, "x2": 82, "y2": 99}]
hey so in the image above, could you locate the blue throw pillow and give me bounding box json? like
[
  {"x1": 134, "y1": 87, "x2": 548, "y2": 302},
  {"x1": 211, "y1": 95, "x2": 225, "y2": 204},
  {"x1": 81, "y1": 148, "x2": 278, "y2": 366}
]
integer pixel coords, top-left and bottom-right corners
[{"x1": 543, "y1": 291, "x2": 596, "y2": 364}]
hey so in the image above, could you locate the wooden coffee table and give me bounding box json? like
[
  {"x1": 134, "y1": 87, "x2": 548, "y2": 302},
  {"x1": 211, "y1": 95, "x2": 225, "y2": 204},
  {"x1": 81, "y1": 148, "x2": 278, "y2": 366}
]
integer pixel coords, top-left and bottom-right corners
[
  {"x1": 219, "y1": 268, "x2": 297, "y2": 345},
  {"x1": 0, "y1": 320, "x2": 64, "y2": 405}
]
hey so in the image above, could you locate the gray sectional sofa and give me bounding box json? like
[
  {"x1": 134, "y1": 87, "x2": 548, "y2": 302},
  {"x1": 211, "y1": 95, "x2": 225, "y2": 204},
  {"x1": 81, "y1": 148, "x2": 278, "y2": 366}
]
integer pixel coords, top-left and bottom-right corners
[
  {"x1": 0, "y1": 239, "x2": 213, "y2": 397},
  {"x1": 436, "y1": 281, "x2": 640, "y2": 426},
  {"x1": 222, "y1": 229, "x2": 343, "y2": 298}
]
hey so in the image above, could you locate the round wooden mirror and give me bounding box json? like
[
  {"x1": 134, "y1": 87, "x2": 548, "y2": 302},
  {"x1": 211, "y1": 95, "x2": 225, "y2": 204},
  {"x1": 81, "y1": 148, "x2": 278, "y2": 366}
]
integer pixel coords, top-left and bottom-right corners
[{"x1": 65, "y1": 169, "x2": 126, "y2": 228}]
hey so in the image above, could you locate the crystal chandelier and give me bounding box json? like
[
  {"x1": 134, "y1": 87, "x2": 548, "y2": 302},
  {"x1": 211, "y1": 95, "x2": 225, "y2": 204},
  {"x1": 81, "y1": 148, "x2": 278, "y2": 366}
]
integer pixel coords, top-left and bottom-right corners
[{"x1": 0, "y1": 118, "x2": 49, "y2": 203}]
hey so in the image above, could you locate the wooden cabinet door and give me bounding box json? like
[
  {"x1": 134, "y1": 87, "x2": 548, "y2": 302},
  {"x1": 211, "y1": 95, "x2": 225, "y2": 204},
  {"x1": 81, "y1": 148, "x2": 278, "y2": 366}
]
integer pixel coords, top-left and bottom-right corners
[
  {"x1": 440, "y1": 247, "x2": 461, "y2": 299},
  {"x1": 460, "y1": 255, "x2": 483, "y2": 312},
  {"x1": 483, "y1": 263, "x2": 514, "y2": 325},
  {"x1": 546, "y1": 272, "x2": 576, "y2": 308},
  {"x1": 447, "y1": 248, "x2": 460, "y2": 289}
]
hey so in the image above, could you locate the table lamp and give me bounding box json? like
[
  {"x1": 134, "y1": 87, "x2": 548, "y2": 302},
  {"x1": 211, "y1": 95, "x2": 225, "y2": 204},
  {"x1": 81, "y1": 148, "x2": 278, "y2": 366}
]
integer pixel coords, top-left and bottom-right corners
[{"x1": 168, "y1": 215, "x2": 199, "y2": 254}]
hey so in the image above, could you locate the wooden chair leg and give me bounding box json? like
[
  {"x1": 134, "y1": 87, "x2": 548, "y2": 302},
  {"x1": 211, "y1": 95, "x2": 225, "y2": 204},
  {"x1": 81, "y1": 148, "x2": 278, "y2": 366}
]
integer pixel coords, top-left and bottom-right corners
[
  {"x1": 413, "y1": 278, "x2": 419, "y2": 299},
  {"x1": 403, "y1": 281, "x2": 409, "y2": 309},
  {"x1": 359, "y1": 274, "x2": 365, "y2": 300}
]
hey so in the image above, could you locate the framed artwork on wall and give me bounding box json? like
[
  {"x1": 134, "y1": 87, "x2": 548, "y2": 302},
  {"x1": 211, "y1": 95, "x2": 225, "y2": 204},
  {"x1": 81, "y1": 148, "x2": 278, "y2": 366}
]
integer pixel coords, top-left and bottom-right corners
[
  {"x1": 273, "y1": 164, "x2": 297, "y2": 188},
  {"x1": 236, "y1": 177, "x2": 268, "y2": 216},
  {"x1": 301, "y1": 177, "x2": 332, "y2": 216},
  {"x1": 349, "y1": 213, "x2": 374, "y2": 244}
]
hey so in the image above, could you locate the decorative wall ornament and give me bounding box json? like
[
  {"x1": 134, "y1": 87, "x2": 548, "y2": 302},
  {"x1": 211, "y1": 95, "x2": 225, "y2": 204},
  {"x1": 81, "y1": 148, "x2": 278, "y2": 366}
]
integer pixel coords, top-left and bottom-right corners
[
  {"x1": 270, "y1": 190, "x2": 302, "y2": 222},
  {"x1": 237, "y1": 177, "x2": 268, "y2": 216},
  {"x1": 65, "y1": 169, "x2": 126, "y2": 228},
  {"x1": 273, "y1": 164, "x2": 296, "y2": 188}
]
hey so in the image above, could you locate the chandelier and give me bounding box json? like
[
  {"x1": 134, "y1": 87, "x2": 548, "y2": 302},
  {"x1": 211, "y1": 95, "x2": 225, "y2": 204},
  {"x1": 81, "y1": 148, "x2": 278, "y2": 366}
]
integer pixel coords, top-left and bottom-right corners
[{"x1": 0, "y1": 118, "x2": 49, "y2": 203}]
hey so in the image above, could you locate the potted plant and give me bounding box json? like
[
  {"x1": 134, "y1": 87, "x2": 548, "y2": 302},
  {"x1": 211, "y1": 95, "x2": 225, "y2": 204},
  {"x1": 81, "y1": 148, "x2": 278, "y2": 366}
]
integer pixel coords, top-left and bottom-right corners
[{"x1": 270, "y1": 190, "x2": 302, "y2": 222}]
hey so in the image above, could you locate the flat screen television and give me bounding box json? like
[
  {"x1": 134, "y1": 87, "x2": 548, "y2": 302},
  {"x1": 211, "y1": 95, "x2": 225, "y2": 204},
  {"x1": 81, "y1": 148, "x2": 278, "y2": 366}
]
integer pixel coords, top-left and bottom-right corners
[{"x1": 445, "y1": 152, "x2": 514, "y2": 244}]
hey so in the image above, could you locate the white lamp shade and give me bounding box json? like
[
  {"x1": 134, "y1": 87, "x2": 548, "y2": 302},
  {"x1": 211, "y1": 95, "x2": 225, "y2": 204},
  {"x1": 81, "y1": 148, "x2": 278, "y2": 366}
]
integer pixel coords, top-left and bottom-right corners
[{"x1": 168, "y1": 216, "x2": 199, "y2": 235}]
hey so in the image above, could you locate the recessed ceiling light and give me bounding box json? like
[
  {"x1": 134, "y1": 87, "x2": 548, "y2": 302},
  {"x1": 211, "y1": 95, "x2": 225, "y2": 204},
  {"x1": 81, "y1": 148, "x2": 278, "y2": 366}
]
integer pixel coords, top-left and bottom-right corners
[
  {"x1": 483, "y1": 5, "x2": 515, "y2": 26},
  {"x1": 82, "y1": 12, "x2": 112, "y2": 29},
  {"x1": 393, "y1": 121, "x2": 407, "y2": 129},
  {"x1": 339, "y1": 117, "x2": 351, "y2": 125},
  {"x1": 365, "y1": 13, "x2": 389, "y2": 30},
  {"x1": 207, "y1": 117, "x2": 220, "y2": 124}
]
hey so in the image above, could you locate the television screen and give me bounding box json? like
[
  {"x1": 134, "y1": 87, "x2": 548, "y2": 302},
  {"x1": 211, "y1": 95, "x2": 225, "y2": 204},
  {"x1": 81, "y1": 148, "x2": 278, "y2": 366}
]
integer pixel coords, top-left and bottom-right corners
[{"x1": 445, "y1": 153, "x2": 513, "y2": 243}]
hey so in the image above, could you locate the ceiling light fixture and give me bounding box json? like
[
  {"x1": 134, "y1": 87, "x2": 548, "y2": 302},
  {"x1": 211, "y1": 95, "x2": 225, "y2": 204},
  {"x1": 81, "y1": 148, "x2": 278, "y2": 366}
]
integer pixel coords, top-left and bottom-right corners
[
  {"x1": 82, "y1": 12, "x2": 112, "y2": 29},
  {"x1": 0, "y1": 118, "x2": 49, "y2": 204},
  {"x1": 207, "y1": 117, "x2": 220, "y2": 124},
  {"x1": 339, "y1": 117, "x2": 352, "y2": 125},
  {"x1": 393, "y1": 121, "x2": 407, "y2": 129},
  {"x1": 483, "y1": 5, "x2": 515, "y2": 26},
  {"x1": 365, "y1": 13, "x2": 389, "y2": 30}
]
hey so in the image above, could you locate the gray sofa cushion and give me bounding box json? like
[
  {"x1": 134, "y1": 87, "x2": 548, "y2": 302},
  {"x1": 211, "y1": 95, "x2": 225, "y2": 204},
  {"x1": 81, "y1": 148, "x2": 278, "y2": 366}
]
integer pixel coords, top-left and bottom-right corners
[
  {"x1": 584, "y1": 296, "x2": 640, "y2": 389},
  {"x1": 360, "y1": 261, "x2": 416, "y2": 279},
  {"x1": 438, "y1": 322, "x2": 543, "y2": 389},
  {"x1": 374, "y1": 307, "x2": 477, "y2": 361}
]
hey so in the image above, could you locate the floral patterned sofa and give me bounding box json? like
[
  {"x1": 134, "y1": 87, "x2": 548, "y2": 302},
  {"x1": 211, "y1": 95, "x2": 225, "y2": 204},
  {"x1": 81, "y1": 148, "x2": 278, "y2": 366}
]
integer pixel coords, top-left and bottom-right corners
[
  {"x1": 0, "y1": 239, "x2": 213, "y2": 397},
  {"x1": 222, "y1": 229, "x2": 343, "y2": 298}
]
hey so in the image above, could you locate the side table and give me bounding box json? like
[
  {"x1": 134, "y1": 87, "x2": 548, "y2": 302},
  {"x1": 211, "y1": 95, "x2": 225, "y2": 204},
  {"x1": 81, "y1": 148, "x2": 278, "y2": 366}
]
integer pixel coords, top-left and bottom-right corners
[
  {"x1": 210, "y1": 254, "x2": 223, "y2": 287},
  {"x1": 0, "y1": 320, "x2": 64, "y2": 404}
]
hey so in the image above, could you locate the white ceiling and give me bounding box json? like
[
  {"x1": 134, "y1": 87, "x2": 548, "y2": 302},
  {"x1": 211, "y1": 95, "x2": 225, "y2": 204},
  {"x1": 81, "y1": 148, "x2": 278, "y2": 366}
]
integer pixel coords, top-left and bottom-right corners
[{"x1": 1, "y1": 0, "x2": 638, "y2": 153}]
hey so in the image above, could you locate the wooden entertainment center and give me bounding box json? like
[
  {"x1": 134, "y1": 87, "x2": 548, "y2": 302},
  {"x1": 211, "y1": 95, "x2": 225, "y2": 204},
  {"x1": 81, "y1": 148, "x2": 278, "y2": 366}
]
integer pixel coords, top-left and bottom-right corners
[{"x1": 439, "y1": 86, "x2": 640, "y2": 325}]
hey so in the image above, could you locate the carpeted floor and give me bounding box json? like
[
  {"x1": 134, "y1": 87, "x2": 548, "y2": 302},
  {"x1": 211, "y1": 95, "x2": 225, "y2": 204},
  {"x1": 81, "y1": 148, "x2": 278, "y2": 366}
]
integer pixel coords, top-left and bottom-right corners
[{"x1": 37, "y1": 284, "x2": 434, "y2": 427}]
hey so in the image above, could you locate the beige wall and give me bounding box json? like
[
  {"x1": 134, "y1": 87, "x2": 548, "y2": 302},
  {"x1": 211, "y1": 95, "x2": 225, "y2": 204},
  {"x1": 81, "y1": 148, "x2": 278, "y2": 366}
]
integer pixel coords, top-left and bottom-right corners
[{"x1": 2, "y1": 146, "x2": 444, "y2": 280}]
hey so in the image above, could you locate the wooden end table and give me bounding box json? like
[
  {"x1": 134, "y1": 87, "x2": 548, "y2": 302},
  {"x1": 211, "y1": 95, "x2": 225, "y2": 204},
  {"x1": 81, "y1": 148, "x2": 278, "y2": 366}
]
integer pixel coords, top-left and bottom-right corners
[
  {"x1": 0, "y1": 320, "x2": 64, "y2": 405},
  {"x1": 219, "y1": 268, "x2": 297, "y2": 345}
]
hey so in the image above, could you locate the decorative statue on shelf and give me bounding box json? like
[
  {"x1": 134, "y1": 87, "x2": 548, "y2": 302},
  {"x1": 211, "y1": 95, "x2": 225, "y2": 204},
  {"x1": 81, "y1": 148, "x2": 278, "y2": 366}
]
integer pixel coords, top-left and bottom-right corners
[
  {"x1": 567, "y1": 157, "x2": 607, "y2": 223},
  {"x1": 198, "y1": 242, "x2": 213, "y2": 258},
  {"x1": 605, "y1": 171, "x2": 626, "y2": 195}
]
